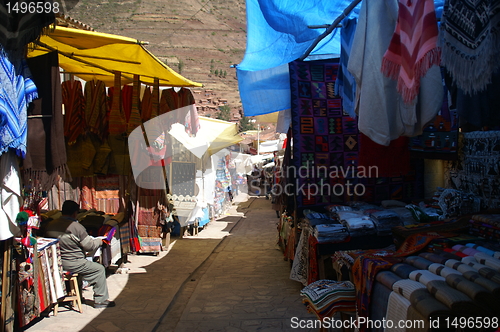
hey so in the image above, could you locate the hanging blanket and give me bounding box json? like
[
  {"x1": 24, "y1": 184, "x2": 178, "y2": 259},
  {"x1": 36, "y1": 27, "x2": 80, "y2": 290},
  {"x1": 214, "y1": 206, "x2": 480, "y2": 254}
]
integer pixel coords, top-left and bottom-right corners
[
  {"x1": 24, "y1": 51, "x2": 69, "y2": 190},
  {"x1": 382, "y1": 0, "x2": 441, "y2": 104},
  {"x1": 0, "y1": 1, "x2": 54, "y2": 51},
  {"x1": 61, "y1": 80, "x2": 85, "y2": 145},
  {"x1": 440, "y1": 0, "x2": 500, "y2": 94},
  {"x1": 0, "y1": 46, "x2": 38, "y2": 157}
]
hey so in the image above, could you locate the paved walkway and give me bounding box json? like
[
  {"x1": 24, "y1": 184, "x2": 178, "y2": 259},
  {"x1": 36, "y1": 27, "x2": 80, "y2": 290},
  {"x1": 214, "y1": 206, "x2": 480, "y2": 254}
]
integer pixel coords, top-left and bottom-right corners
[{"x1": 24, "y1": 197, "x2": 317, "y2": 332}]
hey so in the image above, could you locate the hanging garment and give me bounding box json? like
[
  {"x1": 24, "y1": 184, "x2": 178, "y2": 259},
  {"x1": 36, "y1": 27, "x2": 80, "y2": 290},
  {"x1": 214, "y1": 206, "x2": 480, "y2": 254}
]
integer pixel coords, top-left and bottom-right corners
[
  {"x1": 160, "y1": 87, "x2": 200, "y2": 136},
  {"x1": 335, "y1": 17, "x2": 358, "y2": 118},
  {"x1": 0, "y1": 150, "x2": 22, "y2": 240},
  {"x1": 347, "y1": 0, "x2": 443, "y2": 146},
  {"x1": 108, "y1": 71, "x2": 127, "y2": 136},
  {"x1": 127, "y1": 75, "x2": 142, "y2": 134},
  {"x1": 24, "y1": 51, "x2": 69, "y2": 190},
  {"x1": 0, "y1": 46, "x2": 38, "y2": 157},
  {"x1": 61, "y1": 79, "x2": 85, "y2": 145},
  {"x1": 140, "y1": 86, "x2": 153, "y2": 122},
  {"x1": 440, "y1": 0, "x2": 500, "y2": 95},
  {"x1": 382, "y1": 0, "x2": 441, "y2": 104},
  {"x1": 84, "y1": 78, "x2": 108, "y2": 141},
  {"x1": 0, "y1": 0, "x2": 54, "y2": 52}
]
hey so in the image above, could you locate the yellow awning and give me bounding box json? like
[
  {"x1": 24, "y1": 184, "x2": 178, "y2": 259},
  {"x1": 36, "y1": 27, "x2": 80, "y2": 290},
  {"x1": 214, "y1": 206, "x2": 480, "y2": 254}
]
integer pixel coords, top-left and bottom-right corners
[{"x1": 27, "y1": 26, "x2": 202, "y2": 87}]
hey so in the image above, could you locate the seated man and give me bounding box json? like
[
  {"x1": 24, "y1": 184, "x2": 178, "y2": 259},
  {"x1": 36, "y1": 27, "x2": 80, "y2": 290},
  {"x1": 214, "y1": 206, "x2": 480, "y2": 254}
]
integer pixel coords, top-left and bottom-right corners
[{"x1": 44, "y1": 200, "x2": 115, "y2": 309}]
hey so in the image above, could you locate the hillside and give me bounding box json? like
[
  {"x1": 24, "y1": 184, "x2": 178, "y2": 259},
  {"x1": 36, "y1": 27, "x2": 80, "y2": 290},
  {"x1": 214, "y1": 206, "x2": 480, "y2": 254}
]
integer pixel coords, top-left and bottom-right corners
[{"x1": 65, "y1": 0, "x2": 249, "y2": 121}]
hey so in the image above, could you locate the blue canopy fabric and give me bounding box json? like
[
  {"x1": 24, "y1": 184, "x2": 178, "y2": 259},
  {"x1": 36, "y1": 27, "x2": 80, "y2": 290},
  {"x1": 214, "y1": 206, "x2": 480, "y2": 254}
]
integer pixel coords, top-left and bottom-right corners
[{"x1": 237, "y1": 0, "x2": 444, "y2": 117}]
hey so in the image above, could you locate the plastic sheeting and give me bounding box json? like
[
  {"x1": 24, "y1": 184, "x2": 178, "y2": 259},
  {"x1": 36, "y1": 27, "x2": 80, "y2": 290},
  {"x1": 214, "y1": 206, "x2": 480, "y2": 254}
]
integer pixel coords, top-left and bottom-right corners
[{"x1": 237, "y1": 0, "x2": 444, "y2": 117}]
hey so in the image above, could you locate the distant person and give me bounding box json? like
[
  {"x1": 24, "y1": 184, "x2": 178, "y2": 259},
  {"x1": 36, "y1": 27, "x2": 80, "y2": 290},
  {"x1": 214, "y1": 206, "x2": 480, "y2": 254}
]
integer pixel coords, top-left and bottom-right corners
[{"x1": 44, "y1": 200, "x2": 116, "y2": 309}]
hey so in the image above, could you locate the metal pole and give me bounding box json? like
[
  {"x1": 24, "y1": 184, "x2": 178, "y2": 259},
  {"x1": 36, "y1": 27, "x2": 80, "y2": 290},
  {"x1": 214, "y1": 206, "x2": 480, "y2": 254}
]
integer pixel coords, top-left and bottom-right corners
[{"x1": 257, "y1": 124, "x2": 260, "y2": 155}]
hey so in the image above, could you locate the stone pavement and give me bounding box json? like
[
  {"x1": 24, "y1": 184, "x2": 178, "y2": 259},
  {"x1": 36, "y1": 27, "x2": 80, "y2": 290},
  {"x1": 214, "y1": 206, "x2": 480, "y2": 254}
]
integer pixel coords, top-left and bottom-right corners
[{"x1": 24, "y1": 197, "x2": 318, "y2": 332}]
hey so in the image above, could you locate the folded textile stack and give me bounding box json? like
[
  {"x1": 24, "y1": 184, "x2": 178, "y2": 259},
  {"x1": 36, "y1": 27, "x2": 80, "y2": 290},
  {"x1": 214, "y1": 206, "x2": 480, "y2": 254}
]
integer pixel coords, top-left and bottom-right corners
[
  {"x1": 468, "y1": 214, "x2": 500, "y2": 240},
  {"x1": 300, "y1": 280, "x2": 356, "y2": 320},
  {"x1": 366, "y1": 209, "x2": 402, "y2": 236},
  {"x1": 304, "y1": 210, "x2": 336, "y2": 226},
  {"x1": 313, "y1": 224, "x2": 350, "y2": 243},
  {"x1": 337, "y1": 211, "x2": 375, "y2": 237}
]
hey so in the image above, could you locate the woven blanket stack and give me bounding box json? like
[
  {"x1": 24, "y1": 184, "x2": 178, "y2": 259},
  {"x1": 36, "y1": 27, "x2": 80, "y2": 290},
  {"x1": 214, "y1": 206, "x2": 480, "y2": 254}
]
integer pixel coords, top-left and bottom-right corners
[
  {"x1": 336, "y1": 211, "x2": 376, "y2": 237},
  {"x1": 300, "y1": 280, "x2": 356, "y2": 320},
  {"x1": 468, "y1": 214, "x2": 500, "y2": 241},
  {"x1": 364, "y1": 209, "x2": 402, "y2": 236},
  {"x1": 313, "y1": 224, "x2": 350, "y2": 243}
]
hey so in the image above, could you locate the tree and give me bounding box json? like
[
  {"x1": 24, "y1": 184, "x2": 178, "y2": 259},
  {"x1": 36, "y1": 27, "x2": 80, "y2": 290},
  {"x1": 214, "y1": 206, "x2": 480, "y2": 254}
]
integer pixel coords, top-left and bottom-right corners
[
  {"x1": 210, "y1": 59, "x2": 214, "y2": 74},
  {"x1": 214, "y1": 69, "x2": 219, "y2": 76},
  {"x1": 217, "y1": 105, "x2": 231, "y2": 121},
  {"x1": 223, "y1": 70, "x2": 227, "y2": 78},
  {"x1": 239, "y1": 116, "x2": 256, "y2": 132}
]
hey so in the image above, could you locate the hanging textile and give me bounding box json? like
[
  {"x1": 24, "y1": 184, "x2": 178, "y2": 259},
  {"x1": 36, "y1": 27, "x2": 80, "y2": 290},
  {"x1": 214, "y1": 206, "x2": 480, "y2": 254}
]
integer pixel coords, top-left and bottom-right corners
[
  {"x1": 108, "y1": 71, "x2": 127, "y2": 136},
  {"x1": 159, "y1": 87, "x2": 200, "y2": 136},
  {"x1": 381, "y1": 0, "x2": 441, "y2": 104},
  {"x1": 141, "y1": 85, "x2": 153, "y2": 122},
  {"x1": 0, "y1": 46, "x2": 38, "y2": 158},
  {"x1": 0, "y1": 150, "x2": 22, "y2": 240},
  {"x1": 61, "y1": 79, "x2": 85, "y2": 145},
  {"x1": 347, "y1": 0, "x2": 443, "y2": 146},
  {"x1": 24, "y1": 51, "x2": 69, "y2": 190},
  {"x1": 359, "y1": 135, "x2": 411, "y2": 178},
  {"x1": 84, "y1": 78, "x2": 108, "y2": 141},
  {"x1": 440, "y1": 0, "x2": 500, "y2": 95},
  {"x1": 128, "y1": 75, "x2": 142, "y2": 134},
  {"x1": 0, "y1": 0, "x2": 55, "y2": 52},
  {"x1": 290, "y1": 58, "x2": 360, "y2": 207},
  {"x1": 335, "y1": 17, "x2": 358, "y2": 118}
]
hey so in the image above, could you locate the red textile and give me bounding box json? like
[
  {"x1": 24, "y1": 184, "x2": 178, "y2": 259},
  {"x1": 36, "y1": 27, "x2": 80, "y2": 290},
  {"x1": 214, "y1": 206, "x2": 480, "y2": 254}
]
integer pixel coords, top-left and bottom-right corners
[
  {"x1": 359, "y1": 133, "x2": 411, "y2": 177},
  {"x1": 61, "y1": 80, "x2": 85, "y2": 145},
  {"x1": 381, "y1": 0, "x2": 440, "y2": 104}
]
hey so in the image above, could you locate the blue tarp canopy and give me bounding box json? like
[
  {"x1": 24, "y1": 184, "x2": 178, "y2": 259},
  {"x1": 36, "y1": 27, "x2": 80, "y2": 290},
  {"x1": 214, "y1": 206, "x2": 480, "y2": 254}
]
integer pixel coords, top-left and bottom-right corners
[{"x1": 237, "y1": 0, "x2": 444, "y2": 117}]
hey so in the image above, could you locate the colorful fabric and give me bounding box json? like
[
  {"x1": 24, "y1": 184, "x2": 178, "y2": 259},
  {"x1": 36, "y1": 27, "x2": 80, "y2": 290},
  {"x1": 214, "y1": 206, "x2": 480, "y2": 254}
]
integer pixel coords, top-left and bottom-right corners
[
  {"x1": 0, "y1": 0, "x2": 54, "y2": 51},
  {"x1": 108, "y1": 72, "x2": 127, "y2": 135},
  {"x1": 307, "y1": 235, "x2": 319, "y2": 284},
  {"x1": 128, "y1": 75, "x2": 142, "y2": 134},
  {"x1": 84, "y1": 79, "x2": 108, "y2": 141},
  {"x1": 61, "y1": 80, "x2": 85, "y2": 145},
  {"x1": 348, "y1": 0, "x2": 443, "y2": 146},
  {"x1": 159, "y1": 87, "x2": 200, "y2": 136},
  {"x1": 334, "y1": 17, "x2": 357, "y2": 118},
  {"x1": 141, "y1": 85, "x2": 153, "y2": 122},
  {"x1": 440, "y1": 0, "x2": 500, "y2": 95},
  {"x1": 24, "y1": 51, "x2": 69, "y2": 190},
  {"x1": 382, "y1": 0, "x2": 440, "y2": 104},
  {"x1": 290, "y1": 59, "x2": 360, "y2": 207},
  {"x1": 0, "y1": 46, "x2": 37, "y2": 157},
  {"x1": 359, "y1": 134, "x2": 411, "y2": 178}
]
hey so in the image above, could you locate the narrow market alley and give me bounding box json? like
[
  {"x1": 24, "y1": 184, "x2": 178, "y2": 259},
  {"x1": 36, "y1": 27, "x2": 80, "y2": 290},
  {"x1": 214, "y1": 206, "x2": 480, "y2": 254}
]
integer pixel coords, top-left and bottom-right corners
[{"x1": 24, "y1": 197, "x2": 317, "y2": 332}]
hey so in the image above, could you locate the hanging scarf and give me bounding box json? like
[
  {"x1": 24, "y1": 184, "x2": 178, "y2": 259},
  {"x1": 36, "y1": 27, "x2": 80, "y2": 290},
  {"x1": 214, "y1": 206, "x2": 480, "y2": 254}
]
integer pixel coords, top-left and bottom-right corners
[
  {"x1": 382, "y1": 0, "x2": 441, "y2": 104},
  {"x1": 61, "y1": 79, "x2": 85, "y2": 145},
  {"x1": 440, "y1": 0, "x2": 500, "y2": 95},
  {"x1": 0, "y1": 46, "x2": 37, "y2": 158}
]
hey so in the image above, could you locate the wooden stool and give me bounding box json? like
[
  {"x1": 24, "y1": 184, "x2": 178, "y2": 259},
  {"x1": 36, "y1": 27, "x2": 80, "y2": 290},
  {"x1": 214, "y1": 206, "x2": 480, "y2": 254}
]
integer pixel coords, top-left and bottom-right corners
[{"x1": 54, "y1": 272, "x2": 83, "y2": 315}]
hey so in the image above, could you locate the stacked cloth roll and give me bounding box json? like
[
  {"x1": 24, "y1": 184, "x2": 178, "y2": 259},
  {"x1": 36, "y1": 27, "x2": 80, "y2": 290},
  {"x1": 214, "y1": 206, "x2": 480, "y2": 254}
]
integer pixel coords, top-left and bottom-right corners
[
  {"x1": 304, "y1": 210, "x2": 336, "y2": 227},
  {"x1": 336, "y1": 211, "x2": 376, "y2": 237},
  {"x1": 313, "y1": 224, "x2": 350, "y2": 243},
  {"x1": 468, "y1": 214, "x2": 500, "y2": 240},
  {"x1": 364, "y1": 209, "x2": 402, "y2": 236},
  {"x1": 300, "y1": 280, "x2": 356, "y2": 320}
]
